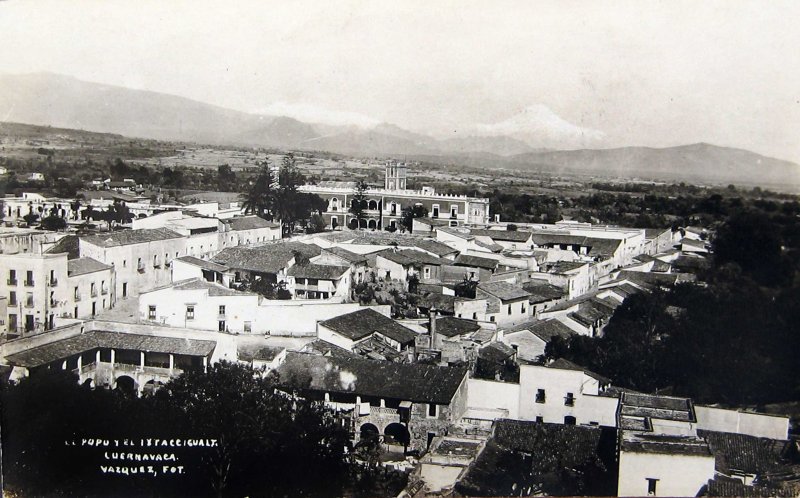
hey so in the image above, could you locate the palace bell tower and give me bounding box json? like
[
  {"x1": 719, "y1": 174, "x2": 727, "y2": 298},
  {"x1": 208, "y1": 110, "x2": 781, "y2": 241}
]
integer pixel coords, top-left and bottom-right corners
[{"x1": 384, "y1": 160, "x2": 408, "y2": 190}]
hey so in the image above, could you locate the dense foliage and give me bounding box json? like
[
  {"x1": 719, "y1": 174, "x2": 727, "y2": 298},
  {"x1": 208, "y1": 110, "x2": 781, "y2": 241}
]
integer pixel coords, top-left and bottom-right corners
[
  {"x1": 1, "y1": 362, "x2": 354, "y2": 497},
  {"x1": 546, "y1": 207, "x2": 800, "y2": 406}
]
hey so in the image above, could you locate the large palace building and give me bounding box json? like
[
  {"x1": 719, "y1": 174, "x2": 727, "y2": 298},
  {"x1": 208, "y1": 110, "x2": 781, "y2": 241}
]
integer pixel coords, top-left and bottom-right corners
[{"x1": 299, "y1": 161, "x2": 491, "y2": 230}]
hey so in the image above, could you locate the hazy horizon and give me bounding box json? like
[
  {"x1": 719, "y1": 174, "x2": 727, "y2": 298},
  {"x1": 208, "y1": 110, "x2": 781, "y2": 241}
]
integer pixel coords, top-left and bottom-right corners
[{"x1": 0, "y1": 0, "x2": 798, "y2": 163}]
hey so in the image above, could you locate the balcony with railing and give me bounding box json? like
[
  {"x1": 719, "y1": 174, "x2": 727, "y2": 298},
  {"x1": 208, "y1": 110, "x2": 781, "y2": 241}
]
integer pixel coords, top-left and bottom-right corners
[
  {"x1": 24, "y1": 297, "x2": 34, "y2": 308},
  {"x1": 49, "y1": 278, "x2": 58, "y2": 287},
  {"x1": 24, "y1": 279, "x2": 35, "y2": 287},
  {"x1": 137, "y1": 262, "x2": 146, "y2": 273},
  {"x1": 90, "y1": 288, "x2": 98, "y2": 298},
  {"x1": 7, "y1": 278, "x2": 17, "y2": 286}
]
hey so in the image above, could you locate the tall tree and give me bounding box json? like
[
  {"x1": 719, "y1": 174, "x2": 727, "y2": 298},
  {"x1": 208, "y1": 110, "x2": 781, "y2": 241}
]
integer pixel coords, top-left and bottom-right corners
[
  {"x1": 242, "y1": 160, "x2": 276, "y2": 219},
  {"x1": 349, "y1": 180, "x2": 369, "y2": 229},
  {"x1": 400, "y1": 204, "x2": 428, "y2": 233}
]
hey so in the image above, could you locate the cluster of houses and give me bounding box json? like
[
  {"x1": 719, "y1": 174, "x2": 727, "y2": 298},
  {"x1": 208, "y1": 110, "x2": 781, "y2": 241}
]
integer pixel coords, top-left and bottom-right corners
[{"x1": 0, "y1": 162, "x2": 794, "y2": 497}]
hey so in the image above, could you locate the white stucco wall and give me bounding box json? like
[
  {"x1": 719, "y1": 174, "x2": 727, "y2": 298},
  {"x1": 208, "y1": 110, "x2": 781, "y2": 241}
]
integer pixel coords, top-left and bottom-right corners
[
  {"x1": 466, "y1": 378, "x2": 521, "y2": 420},
  {"x1": 695, "y1": 405, "x2": 789, "y2": 440},
  {"x1": 617, "y1": 451, "x2": 715, "y2": 497}
]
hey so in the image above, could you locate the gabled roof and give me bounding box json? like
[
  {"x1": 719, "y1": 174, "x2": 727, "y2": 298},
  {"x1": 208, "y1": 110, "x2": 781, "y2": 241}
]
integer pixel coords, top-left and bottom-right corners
[
  {"x1": 434, "y1": 316, "x2": 482, "y2": 338},
  {"x1": 213, "y1": 242, "x2": 322, "y2": 274},
  {"x1": 319, "y1": 308, "x2": 417, "y2": 344},
  {"x1": 45, "y1": 235, "x2": 80, "y2": 259},
  {"x1": 224, "y1": 216, "x2": 280, "y2": 231},
  {"x1": 699, "y1": 430, "x2": 791, "y2": 476},
  {"x1": 473, "y1": 239, "x2": 504, "y2": 253},
  {"x1": 276, "y1": 351, "x2": 468, "y2": 404},
  {"x1": 411, "y1": 239, "x2": 459, "y2": 257},
  {"x1": 171, "y1": 278, "x2": 256, "y2": 297},
  {"x1": 478, "y1": 342, "x2": 516, "y2": 363},
  {"x1": 547, "y1": 358, "x2": 610, "y2": 384},
  {"x1": 287, "y1": 263, "x2": 349, "y2": 280},
  {"x1": 323, "y1": 246, "x2": 367, "y2": 264},
  {"x1": 470, "y1": 229, "x2": 533, "y2": 243},
  {"x1": 377, "y1": 248, "x2": 450, "y2": 267},
  {"x1": 67, "y1": 257, "x2": 111, "y2": 277},
  {"x1": 528, "y1": 319, "x2": 576, "y2": 342},
  {"x1": 174, "y1": 255, "x2": 229, "y2": 272},
  {"x1": 454, "y1": 254, "x2": 499, "y2": 270},
  {"x1": 5, "y1": 330, "x2": 216, "y2": 368},
  {"x1": 81, "y1": 228, "x2": 183, "y2": 248},
  {"x1": 477, "y1": 281, "x2": 531, "y2": 302},
  {"x1": 522, "y1": 281, "x2": 566, "y2": 303}
]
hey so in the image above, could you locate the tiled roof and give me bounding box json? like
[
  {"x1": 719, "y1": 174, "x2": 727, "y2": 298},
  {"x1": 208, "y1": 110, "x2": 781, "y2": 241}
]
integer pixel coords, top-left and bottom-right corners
[
  {"x1": 276, "y1": 351, "x2": 468, "y2": 404},
  {"x1": 699, "y1": 430, "x2": 790, "y2": 475},
  {"x1": 300, "y1": 339, "x2": 361, "y2": 359},
  {"x1": 45, "y1": 235, "x2": 80, "y2": 259},
  {"x1": 213, "y1": 242, "x2": 321, "y2": 274},
  {"x1": 377, "y1": 248, "x2": 450, "y2": 267},
  {"x1": 470, "y1": 229, "x2": 533, "y2": 243},
  {"x1": 323, "y1": 247, "x2": 367, "y2": 264},
  {"x1": 171, "y1": 278, "x2": 255, "y2": 297},
  {"x1": 411, "y1": 239, "x2": 458, "y2": 257},
  {"x1": 547, "y1": 358, "x2": 610, "y2": 384},
  {"x1": 530, "y1": 233, "x2": 622, "y2": 258},
  {"x1": 417, "y1": 293, "x2": 457, "y2": 313},
  {"x1": 287, "y1": 263, "x2": 349, "y2": 280},
  {"x1": 478, "y1": 342, "x2": 516, "y2": 363},
  {"x1": 224, "y1": 216, "x2": 280, "y2": 231},
  {"x1": 621, "y1": 432, "x2": 712, "y2": 456},
  {"x1": 473, "y1": 239, "x2": 504, "y2": 253},
  {"x1": 238, "y1": 345, "x2": 285, "y2": 362},
  {"x1": 67, "y1": 257, "x2": 111, "y2": 276},
  {"x1": 453, "y1": 254, "x2": 499, "y2": 270},
  {"x1": 527, "y1": 319, "x2": 576, "y2": 342},
  {"x1": 319, "y1": 308, "x2": 417, "y2": 344},
  {"x1": 522, "y1": 281, "x2": 565, "y2": 303},
  {"x1": 174, "y1": 255, "x2": 229, "y2": 272},
  {"x1": 477, "y1": 281, "x2": 531, "y2": 302},
  {"x1": 619, "y1": 392, "x2": 694, "y2": 422},
  {"x1": 5, "y1": 330, "x2": 216, "y2": 368},
  {"x1": 456, "y1": 419, "x2": 604, "y2": 496},
  {"x1": 434, "y1": 316, "x2": 482, "y2": 338},
  {"x1": 81, "y1": 228, "x2": 183, "y2": 247}
]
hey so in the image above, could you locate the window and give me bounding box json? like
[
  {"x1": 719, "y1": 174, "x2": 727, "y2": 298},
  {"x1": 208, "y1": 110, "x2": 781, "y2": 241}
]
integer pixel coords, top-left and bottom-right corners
[
  {"x1": 535, "y1": 416, "x2": 543, "y2": 423},
  {"x1": 218, "y1": 305, "x2": 226, "y2": 316},
  {"x1": 308, "y1": 278, "x2": 318, "y2": 286},
  {"x1": 49, "y1": 270, "x2": 57, "y2": 286},
  {"x1": 244, "y1": 321, "x2": 252, "y2": 333},
  {"x1": 427, "y1": 403, "x2": 438, "y2": 418},
  {"x1": 90, "y1": 282, "x2": 97, "y2": 297},
  {"x1": 9, "y1": 291, "x2": 16, "y2": 306},
  {"x1": 646, "y1": 478, "x2": 658, "y2": 496},
  {"x1": 565, "y1": 392, "x2": 575, "y2": 406},
  {"x1": 507, "y1": 304, "x2": 512, "y2": 315},
  {"x1": 123, "y1": 259, "x2": 127, "y2": 268},
  {"x1": 489, "y1": 316, "x2": 495, "y2": 322},
  {"x1": 385, "y1": 271, "x2": 391, "y2": 280},
  {"x1": 521, "y1": 303, "x2": 526, "y2": 313},
  {"x1": 472, "y1": 312, "x2": 477, "y2": 319},
  {"x1": 564, "y1": 415, "x2": 576, "y2": 425},
  {"x1": 153, "y1": 254, "x2": 160, "y2": 267},
  {"x1": 423, "y1": 267, "x2": 431, "y2": 279},
  {"x1": 218, "y1": 320, "x2": 226, "y2": 332},
  {"x1": 148, "y1": 305, "x2": 156, "y2": 320},
  {"x1": 535, "y1": 389, "x2": 546, "y2": 403},
  {"x1": 186, "y1": 305, "x2": 195, "y2": 320},
  {"x1": 137, "y1": 258, "x2": 144, "y2": 272},
  {"x1": 25, "y1": 271, "x2": 34, "y2": 286},
  {"x1": 296, "y1": 278, "x2": 305, "y2": 285},
  {"x1": 24, "y1": 293, "x2": 33, "y2": 308},
  {"x1": 432, "y1": 204, "x2": 439, "y2": 218},
  {"x1": 8, "y1": 269, "x2": 16, "y2": 285}
]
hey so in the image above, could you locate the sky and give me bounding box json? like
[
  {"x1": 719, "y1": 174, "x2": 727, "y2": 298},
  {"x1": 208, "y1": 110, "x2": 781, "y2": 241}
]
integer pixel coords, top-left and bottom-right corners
[{"x1": 0, "y1": 0, "x2": 799, "y2": 161}]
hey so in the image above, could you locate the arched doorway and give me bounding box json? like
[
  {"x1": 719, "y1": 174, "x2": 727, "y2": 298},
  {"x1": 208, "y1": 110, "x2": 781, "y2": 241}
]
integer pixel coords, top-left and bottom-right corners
[
  {"x1": 359, "y1": 423, "x2": 380, "y2": 442},
  {"x1": 368, "y1": 200, "x2": 378, "y2": 211},
  {"x1": 115, "y1": 375, "x2": 137, "y2": 395},
  {"x1": 367, "y1": 219, "x2": 377, "y2": 230},
  {"x1": 358, "y1": 219, "x2": 368, "y2": 229},
  {"x1": 142, "y1": 379, "x2": 164, "y2": 395},
  {"x1": 331, "y1": 217, "x2": 338, "y2": 229},
  {"x1": 348, "y1": 219, "x2": 358, "y2": 230},
  {"x1": 384, "y1": 423, "x2": 410, "y2": 451},
  {"x1": 564, "y1": 415, "x2": 576, "y2": 425}
]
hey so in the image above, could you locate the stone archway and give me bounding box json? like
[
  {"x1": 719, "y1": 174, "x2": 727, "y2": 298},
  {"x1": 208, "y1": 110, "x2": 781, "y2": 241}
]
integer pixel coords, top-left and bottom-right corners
[
  {"x1": 384, "y1": 422, "x2": 410, "y2": 450},
  {"x1": 359, "y1": 423, "x2": 380, "y2": 442},
  {"x1": 142, "y1": 379, "x2": 164, "y2": 395},
  {"x1": 115, "y1": 375, "x2": 137, "y2": 395},
  {"x1": 367, "y1": 219, "x2": 377, "y2": 230},
  {"x1": 358, "y1": 219, "x2": 368, "y2": 229}
]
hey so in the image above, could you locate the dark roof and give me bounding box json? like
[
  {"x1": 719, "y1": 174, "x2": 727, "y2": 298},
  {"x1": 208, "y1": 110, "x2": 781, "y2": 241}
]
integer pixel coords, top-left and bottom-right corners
[
  {"x1": 324, "y1": 246, "x2": 367, "y2": 264},
  {"x1": 547, "y1": 358, "x2": 611, "y2": 384},
  {"x1": 300, "y1": 339, "x2": 361, "y2": 359},
  {"x1": 45, "y1": 235, "x2": 80, "y2": 259},
  {"x1": 478, "y1": 342, "x2": 516, "y2": 363},
  {"x1": 531, "y1": 233, "x2": 622, "y2": 258},
  {"x1": 470, "y1": 229, "x2": 533, "y2": 243},
  {"x1": 417, "y1": 293, "x2": 457, "y2": 313},
  {"x1": 224, "y1": 216, "x2": 280, "y2": 231},
  {"x1": 319, "y1": 308, "x2": 417, "y2": 344},
  {"x1": 699, "y1": 430, "x2": 789, "y2": 475},
  {"x1": 238, "y1": 345, "x2": 286, "y2": 362},
  {"x1": 81, "y1": 228, "x2": 183, "y2": 247},
  {"x1": 287, "y1": 263, "x2": 349, "y2": 280},
  {"x1": 276, "y1": 351, "x2": 468, "y2": 404},
  {"x1": 453, "y1": 254, "x2": 499, "y2": 270},
  {"x1": 456, "y1": 419, "x2": 605, "y2": 497},
  {"x1": 377, "y1": 248, "x2": 449, "y2": 267},
  {"x1": 5, "y1": 330, "x2": 216, "y2": 368},
  {"x1": 522, "y1": 281, "x2": 565, "y2": 303},
  {"x1": 528, "y1": 319, "x2": 576, "y2": 342},
  {"x1": 174, "y1": 255, "x2": 228, "y2": 272},
  {"x1": 434, "y1": 316, "x2": 482, "y2": 338},
  {"x1": 411, "y1": 239, "x2": 458, "y2": 257},
  {"x1": 620, "y1": 392, "x2": 694, "y2": 422},
  {"x1": 477, "y1": 281, "x2": 531, "y2": 302},
  {"x1": 213, "y1": 242, "x2": 322, "y2": 274},
  {"x1": 621, "y1": 432, "x2": 712, "y2": 456},
  {"x1": 67, "y1": 257, "x2": 111, "y2": 276}
]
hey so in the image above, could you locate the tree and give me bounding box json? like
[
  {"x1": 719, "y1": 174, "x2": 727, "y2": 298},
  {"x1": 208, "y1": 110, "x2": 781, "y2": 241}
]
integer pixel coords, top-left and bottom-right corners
[
  {"x1": 454, "y1": 276, "x2": 478, "y2": 298},
  {"x1": 349, "y1": 180, "x2": 369, "y2": 229},
  {"x1": 242, "y1": 161, "x2": 276, "y2": 219},
  {"x1": 216, "y1": 164, "x2": 236, "y2": 192},
  {"x1": 307, "y1": 214, "x2": 326, "y2": 234},
  {"x1": 40, "y1": 215, "x2": 67, "y2": 231},
  {"x1": 22, "y1": 212, "x2": 39, "y2": 226},
  {"x1": 400, "y1": 204, "x2": 428, "y2": 233}
]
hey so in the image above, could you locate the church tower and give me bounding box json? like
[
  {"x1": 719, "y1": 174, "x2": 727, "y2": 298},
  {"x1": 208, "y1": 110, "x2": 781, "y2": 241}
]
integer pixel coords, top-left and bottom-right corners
[{"x1": 384, "y1": 160, "x2": 408, "y2": 190}]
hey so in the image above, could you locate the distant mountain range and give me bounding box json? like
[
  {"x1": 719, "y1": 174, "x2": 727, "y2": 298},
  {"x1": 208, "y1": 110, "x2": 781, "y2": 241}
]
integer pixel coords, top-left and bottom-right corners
[{"x1": 0, "y1": 72, "x2": 798, "y2": 188}]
